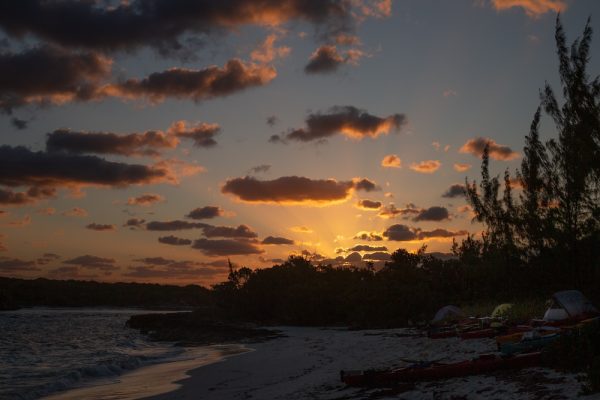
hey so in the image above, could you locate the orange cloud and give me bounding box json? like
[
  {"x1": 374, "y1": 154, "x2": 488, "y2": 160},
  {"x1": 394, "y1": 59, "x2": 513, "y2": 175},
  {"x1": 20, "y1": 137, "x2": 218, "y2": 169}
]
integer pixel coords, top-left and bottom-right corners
[
  {"x1": 222, "y1": 176, "x2": 378, "y2": 206},
  {"x1": 491, "y1": 0, "x2": 566, "y2": 18},
  {"x1": 381, "y1": 154, "x2": 402, "y2": 168},
  {"x1": 127, "y1": 193, "x2": 165, "y2": 207},
  {"x1": 459, "y1": 137, "x2": 519, "y2": 161},
  {"x1": 409, "y1": 160, "x2": 441, "y2": 174},
  {"x1": 454, "y1": 163, "x2": 472, "y2": 172},
  {"x1": 251, "y1": 34, "x2": 291, "y2": 64}
]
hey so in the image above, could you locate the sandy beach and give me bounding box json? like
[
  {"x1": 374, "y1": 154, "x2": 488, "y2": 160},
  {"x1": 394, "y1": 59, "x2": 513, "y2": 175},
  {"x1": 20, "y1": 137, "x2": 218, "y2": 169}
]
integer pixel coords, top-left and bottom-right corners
[{"x1": 139, "y1": 326, "x2": 595, "y2": 400}]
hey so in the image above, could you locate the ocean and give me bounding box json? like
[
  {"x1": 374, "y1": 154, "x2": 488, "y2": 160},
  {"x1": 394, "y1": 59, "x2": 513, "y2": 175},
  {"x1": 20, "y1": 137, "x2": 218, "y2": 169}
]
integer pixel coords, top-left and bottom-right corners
[{"x1": 0, "y1": 308, "x2": 230, "y2": 400}]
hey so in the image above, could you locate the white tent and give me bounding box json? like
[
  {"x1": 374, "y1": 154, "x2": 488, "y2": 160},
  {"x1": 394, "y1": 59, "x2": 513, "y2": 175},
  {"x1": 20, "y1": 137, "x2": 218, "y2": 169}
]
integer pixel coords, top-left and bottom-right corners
[
  {"x1": 431, "y1": 305, "x2": 465, "y2": 325},
  {"x1": 543, "y1": 290, "x2": 598, "y2": 321}
]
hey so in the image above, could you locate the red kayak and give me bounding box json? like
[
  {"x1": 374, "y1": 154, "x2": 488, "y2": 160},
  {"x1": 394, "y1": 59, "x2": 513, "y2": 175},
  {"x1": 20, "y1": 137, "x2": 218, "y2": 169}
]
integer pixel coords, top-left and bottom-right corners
[
  {"x1": 341, "y1": 352, "x2": 542, "y2": 387},
  {"x1": 460, "y1": 325, "x2": 532, "y2": 340}
]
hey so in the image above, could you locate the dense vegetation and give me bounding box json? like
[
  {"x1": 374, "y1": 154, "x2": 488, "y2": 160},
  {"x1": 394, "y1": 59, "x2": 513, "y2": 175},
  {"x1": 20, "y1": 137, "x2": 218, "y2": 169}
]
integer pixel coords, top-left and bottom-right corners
[
  {"x1": 0, "y1": 277, "x2": 210, "y2": 309},
  {"x1": 212, "y1": 16, "x2": 600, "y2": 327}
]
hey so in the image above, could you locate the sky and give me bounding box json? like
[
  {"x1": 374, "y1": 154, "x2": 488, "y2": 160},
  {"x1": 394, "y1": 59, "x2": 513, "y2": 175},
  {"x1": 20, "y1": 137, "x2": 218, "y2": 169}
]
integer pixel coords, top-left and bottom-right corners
[{"x1": 1, "y1": 0, "x2": 599, "y2": 286}]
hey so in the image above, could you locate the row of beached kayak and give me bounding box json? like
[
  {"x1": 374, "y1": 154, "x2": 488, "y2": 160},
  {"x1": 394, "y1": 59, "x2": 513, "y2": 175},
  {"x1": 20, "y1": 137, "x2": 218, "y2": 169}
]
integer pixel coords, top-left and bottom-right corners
[{"x1": 340, "y1": 290, "x2": 599, "y2": 388}]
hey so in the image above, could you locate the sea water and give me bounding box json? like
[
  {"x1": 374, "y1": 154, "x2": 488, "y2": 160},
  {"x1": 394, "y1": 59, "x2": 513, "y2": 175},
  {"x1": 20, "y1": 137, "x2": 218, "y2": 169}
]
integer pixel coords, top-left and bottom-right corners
[{"x1": 0, "y1": 308, "x2": 237, "y2": 400}]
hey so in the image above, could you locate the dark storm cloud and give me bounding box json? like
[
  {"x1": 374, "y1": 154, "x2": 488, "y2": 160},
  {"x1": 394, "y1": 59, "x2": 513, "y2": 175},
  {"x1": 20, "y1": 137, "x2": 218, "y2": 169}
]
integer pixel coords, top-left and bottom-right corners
[
  {"x1": 413, "y1": 206, "x2": 450, "y2": 222},
  {"x1": 261, "y1": 236, "x2": 295, "y2": 245},
  {"x1": 145, "y1": 220, "x2": 208, "y2": 231},
  {"x1": 0, "y1": 45, "x2": 110, "y2": 112},
  {"x1": 0, "y1": 257, "x2": 39, "y2": 271},
  {"x1": 442, "y1": 184, "x2": 466, "y2": 199},
  {"x1": 167, "y1": 121, "x2": 220, "y2": 148},
  {"x1": 459, "y1": 137, "x2": 519, "y2": 161},
  {"x1": 46, "y1": 128, "x2": 178, "y2": 156},
  {"x1": 85, "y1": 223, "x2": 116, "y2": 231},
  {"x1": 63, "y1": 255, "x2": 117, "y2": 271},
  {"x1": 202, "y1": 224, "x2": 258, "y2": 238},
  {"x1": 270, "y1": 106, "x2": 406, "y2": 143},
  {"x1": 0, "y1": 145, "x2": 169, "y2": 189},
  {"x1": 0, "y1": 1, "x2": 353, "y2": 53},
  {"x1": 222, "y1": 175, "x2": 358, "y2": 204},
  {"x1": 356, "y1": 199, "x2": 382, "y2": 210},
  {"x1": 378, "y1": 204, "x2": 420, "y2": 219},
  {"x1": 103, "y1": 60, "x2": 276, "y2": 103},
  {"x1": 266, "y1": 116, "x2": 278, "y2": 127},
  {"x1": 158, "y1": 235, "x2": 192, "y2": 246},
  {"x1": 345, "y1": 251, "x2": 362, "y2": 262},
  {"x1": 186, "y1": 206, "x2": 224, "y2": 220},
  {"x1": 191, "y1": 238, "x2": 264, "y2": 256},
  {"x1": 304, "y1": 45, "x2": 344, "y2": 74}
]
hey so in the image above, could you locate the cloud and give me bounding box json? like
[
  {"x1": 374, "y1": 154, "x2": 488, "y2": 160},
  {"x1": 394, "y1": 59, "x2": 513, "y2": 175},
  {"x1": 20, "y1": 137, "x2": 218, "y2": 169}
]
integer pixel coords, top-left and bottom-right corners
[
  {"x1": 167, "y1": 121, "x2": 221, "y2": 148},
  {"x1": 356, "y1": 199, "x2": 382, "y2": 210},
  {"x1": 271, "y1": 106, "x2": 405, "y2": 143},
  {"x1": 0, "y1": 257, "x2": 39, "y2": 272},
  {"x1": 353, "y1": 178, "x2": 379, "y2": 192},
  {"x1": 378, "y1": 204, "x2": 420, "y2": 219},
  {"x1": 414, "y1": 206, "x2": 450, "y2": 222},
  {"x1": 0, "y1": 1, "x2": 355, "y2": 54},
  {"x1": 186, "y1": 206, "x2": 224, "y2": 220},
  {"x1": 0, "y1": 187, "x2": 56, "y2": 205},
  {"x1": 145, "y1": 220, "x2": 208, "y2": 231},
  {"x1": 0, "y1": 145, "x2": 171, "y2": 190},
  {"x1": 158, "y1": 235, "x2": 192, "y2": 246},
  {"x1": 383, "y1": 224, "x2": 467, "y2": 242},
  {"x1": 127, "y1": 193, "x2": 164, "y2": 206},
  {"x1": 37, "y1": 207, "x2": 56, "y2": 216},
  {"x1": 341, "y1": 244, "x2": 388, "y2": 252},
  {"x1": 123, "y1": 218, "x2": 146, "y2": 229},
  {"x1": 442, "y1": 184, "x2": 466, "y2": 199},
  {"x1": 266, "y1": 117, "x2": 278, "y2": 127},
  {"x1": 191, "y1": 238, "x2": 264, "y2": 256},
  {"x1": 0, "y1": 45, "x2": 111, "y2": 112},
  {"x1": 62, "y1": 207, "x2": 88, "y2": 217},
  {"x1": 46, "y1": 128, "x2": 178, "y2": 157},
  {"x1": 362, "y1": 251, "x2": 391, "y2": 261},
  {"x1": 202, "y1": 224, "x2": 258, "y2": 238},
  {"x1": 125, "y1": 257, "x2": 227, "y2": 279},
  {"x1": 381, "y1": 154, "x2": 401, "y2": 168},
  {"x1": 262, "y1": 236, "x2": 295, "y2": 245},
  {"x1": 459, "y1": 137, "x2": 519, "y2": 161},
  {"x1": 490, "y1": 0, "x2": 566, "y2": 18},
  {"x1": 409, "y1": 160, "x2": 441, "y2": 174},
  {"x1": 453, "y1": 163, "x2": 472, "y2": 172},
  {"x1": 304, "y1": 45, "x2": 343, "y2": 74},
  {"x1": 11, "y1": 117, "x2": 28, "y2": 130},
  {"x1": 6, "y1": 214, "x2": 31, "y2": 227},
  {"x1": 334, "y1": 33, "x2": 361, "y2": 45},
  {"x1": 36, "y1": 253, "x2": 61, "y2": 265},
  {"x1": 102, "y1": 59, "x2": 276, "y2": 104},
  {"x1": 63, "y1": 255, "x2": 117, "y2": 271},
  {"x1": 419, "y1": 228, "x2": 468, "y2": 239},
  {"x1": 290, "y1": 226, "x2": 313, "y2": 233},
  {"x1": 250, "y1": 34, "x2": 291, "y2": 64},
  {"x1": 85, "y1": 223, "x2": 116, "y2": 231},
  {"x1": 353, "y1": 231, "x2": 383, "y2": 241},
  {"x1": 383, "y1": 224, "x2": 418, "y2": 241},
  {"x1": 248, "y1": 164, "x2": 271, "y2": 175},
  {"x1": 222, "y1": 175, "x2": 378, "y2": 205}
]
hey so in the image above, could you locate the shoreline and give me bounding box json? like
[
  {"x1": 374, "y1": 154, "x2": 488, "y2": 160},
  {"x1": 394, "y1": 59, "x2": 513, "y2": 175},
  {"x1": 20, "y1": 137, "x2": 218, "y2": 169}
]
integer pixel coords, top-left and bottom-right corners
[{"x1": 42, "y1": 344, "x2": 251, "y2": 400}]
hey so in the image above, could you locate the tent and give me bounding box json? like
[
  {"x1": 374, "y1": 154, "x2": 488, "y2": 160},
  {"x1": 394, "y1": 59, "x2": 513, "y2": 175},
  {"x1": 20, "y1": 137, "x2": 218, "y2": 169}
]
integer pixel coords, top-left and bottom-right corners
[
  {"x1": 543, "y1": 290, "x2": 599, "y2": 321},
  {"x1": 431, "y1": 305, "x2": 465, "y2": 325},
  {"x1": 491, "y1": 303, "x2": 513, "y2": 319}
]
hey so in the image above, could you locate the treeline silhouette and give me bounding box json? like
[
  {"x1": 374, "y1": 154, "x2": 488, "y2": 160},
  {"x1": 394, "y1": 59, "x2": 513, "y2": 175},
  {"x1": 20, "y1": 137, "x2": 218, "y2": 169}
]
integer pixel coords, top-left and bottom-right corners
[
  {"x1": 211, "y1": 16, "x2": 600, "y2": 327},
  {"x1": 0, "y1": 277, "x2": 210, "y2": 309}
]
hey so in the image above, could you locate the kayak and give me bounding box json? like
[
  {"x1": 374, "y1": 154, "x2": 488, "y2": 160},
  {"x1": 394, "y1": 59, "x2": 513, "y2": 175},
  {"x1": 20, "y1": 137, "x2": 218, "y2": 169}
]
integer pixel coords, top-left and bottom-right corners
[
  {"x1": 461, "y1": 325, "x2": 531, "y2": 340},
  {"x1": 499, "y1": 333, "x2": 560, "y2": 355},
  {"x1": 341, "y1": 352, "x2": 542, "y2": 387}
]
